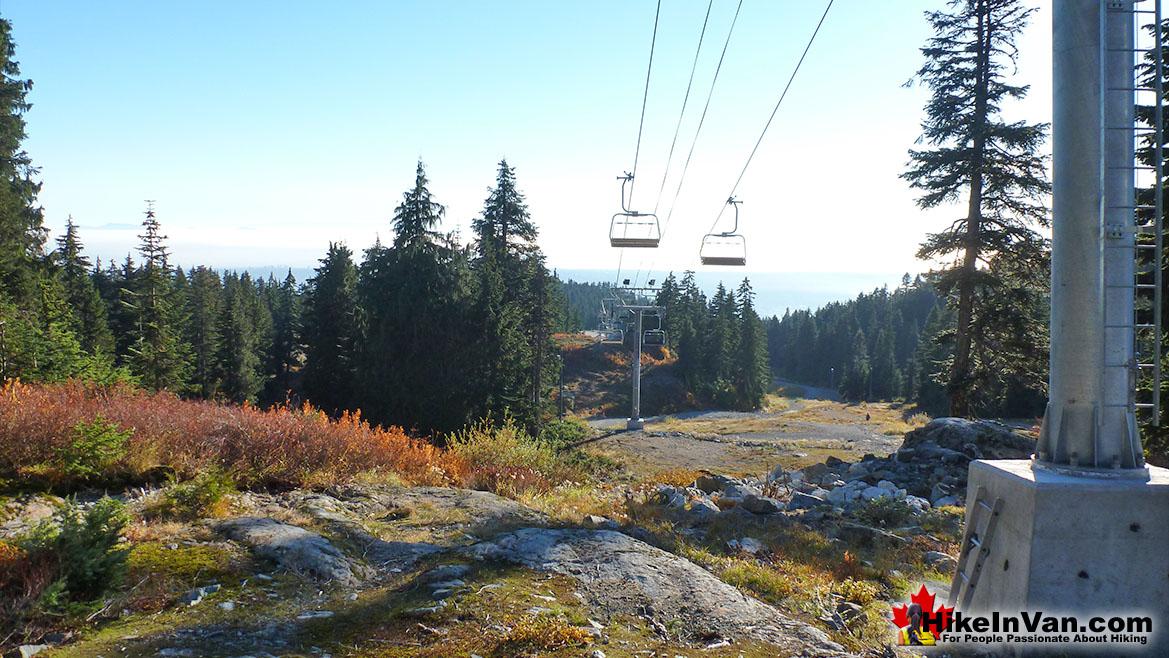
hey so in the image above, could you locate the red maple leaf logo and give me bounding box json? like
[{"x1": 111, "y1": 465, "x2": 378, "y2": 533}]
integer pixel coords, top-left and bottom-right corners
[{"x1": 892, "y1": 585, "x2": 955, "y2": 631}]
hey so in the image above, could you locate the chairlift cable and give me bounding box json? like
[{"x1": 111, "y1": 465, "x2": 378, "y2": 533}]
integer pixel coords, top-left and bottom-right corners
[
  {"x1": 644, "y1": 0, "x2": 744, "y2": 285},
  {"x1": 635, "y1": 0, "x2": 715, "y2": 292},
  {"x1": 616, "y1": 0, "x2": 662, "y2": 287},
  {"x1": 652, "y1": 0, "x2": 715, "y2": 218},
  {"x1": 628, "y1": 0, "x2": 663, "y2": 208},
  {"x1": 696, "y1": 0, "x2": 834, "y2": 254}
]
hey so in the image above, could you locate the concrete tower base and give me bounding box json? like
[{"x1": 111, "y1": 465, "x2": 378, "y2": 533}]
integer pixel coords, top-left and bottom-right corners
[{"x1": 957, "y1": 460, "x2": 1169, "y2": 654}]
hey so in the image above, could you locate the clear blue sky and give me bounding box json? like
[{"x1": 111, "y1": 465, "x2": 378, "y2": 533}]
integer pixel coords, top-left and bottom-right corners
[{"x1": 5, "y1": 1, "x2": 1052, "y2": 287}]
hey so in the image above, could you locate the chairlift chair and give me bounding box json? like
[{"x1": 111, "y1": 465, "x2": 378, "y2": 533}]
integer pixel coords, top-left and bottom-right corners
[
  {"x1": 700, "y1": 197, "x2": 747, "y2": 266},
  {"x1": 610, "y1": 173, "x2": 661, "y2": 248},
  {"x1": 643, "y1": 329, "x2": 666, "y2": 347},
  {"x1": 601, "y1": 329, "x2": 625, "y2": 345}
]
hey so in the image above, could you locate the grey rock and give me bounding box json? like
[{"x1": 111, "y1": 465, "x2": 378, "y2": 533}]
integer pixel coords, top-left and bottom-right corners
[
  {"x1": 901, "y1": 418, "x2": 1035, "y2": 460},
  {"x1": 723, "y1": 482, "x2": 762, "y2": 500},
  {"x1": 904, "y1": 495, "x2": 931, "y2": 514},
  {"x1": 420, "y1": 564, "x2": 470, "y2": 582},
  {"x1": 583, "y1": 514, "x2": 620, "y2": 530},
  {"x1": 930, "y1": 483, "x2": 950, "y2": 503},
  {"x1": 694, "y1": 473, "x2": 736, "y2": 493},
  {"x1": 217, "y1": 601, "x2": 235, "y2": 611},
  {"x1": 689, "y1": 497, "x2": 721, "y2": 516},
  {"x1": 729, "y1": 537, "x2": 767, "y2": 554},
  {"x1": 934, "y1": 495, "x2": 960, "y2": 508},
  {"x1": 296, "y1": 610, "x2": 334, "y2": 619},
  {"x1": 464, "y1": 528, "x2": 851, "y2": 656},
  {"x1": 787, "y1": 491, "x2": 826, "y2": 510},
  {"x1": 739, "y1": 494, "x2": 784, "y2": 515},
  {"x1": 19, "y1": 646, "x2": 51, "y2": 658},
  {"x1": 860, "y1": 486, "x2": 890, "y2": 502},
  {"x1": 217, "y1": 517, "x2": 371, "y2": 586},
  {"x1": 924, "y1": 551, "x2": 959, "y2": 572}
]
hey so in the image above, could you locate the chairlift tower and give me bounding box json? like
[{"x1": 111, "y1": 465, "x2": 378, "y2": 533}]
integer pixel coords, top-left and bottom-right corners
[{"x1": 949, "y1": 2, "x2": 1169, "y2": 652}]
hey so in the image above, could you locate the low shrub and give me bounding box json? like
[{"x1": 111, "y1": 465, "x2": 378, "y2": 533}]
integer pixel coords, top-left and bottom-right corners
[
  {"x1": 537, "y1": 417, "x2": 590, "y2": 447},
  {"x1": 0, "y1": 380, "x2": 458, "y2": 489},
  {"x1": 1, "y1": 498, "x2": 129, "y2": 643},
  {"x1": 54, "y1": 416, "x2": 132, "y2": 479},
  {"x1": 449, "y1": 416, "x2": 605, "y2": 498},
  {"x1": 498, "y1": 614, "x2": 593, "y2": 651},
  {"x1": 149, "y1": 469, "x2": 236, "y2": 520},
  {"x1": 854, "y1": 496, "x2": 912, "y2": 528}
]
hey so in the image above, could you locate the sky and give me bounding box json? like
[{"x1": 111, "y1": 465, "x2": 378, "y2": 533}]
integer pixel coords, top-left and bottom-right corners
[{"x1": 5, "y1": 0, "x2": 1054, "y2": 293}]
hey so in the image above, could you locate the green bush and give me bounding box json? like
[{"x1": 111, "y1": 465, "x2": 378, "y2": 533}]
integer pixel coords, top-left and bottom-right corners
[
  {"x1": 152, "y1": 469, "x2": 235, "y2": 520},
  {"x1": 55, "y1": 415, "x2": 132, "y2": 478},
  {"x1": 15, "y1": 497, "x2": 129, "y2": 615},
  {"x1": 854, "y1": 495, "x2": 911, "y2": 528},
  {"x1": 537, "y1": 417, "x2": 590, "y2": 448}
]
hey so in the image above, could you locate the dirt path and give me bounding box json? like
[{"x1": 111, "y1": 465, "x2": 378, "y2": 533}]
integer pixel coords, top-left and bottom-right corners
[{"x1": 585, "y1": 399, "x2": 910, "y2": 479}]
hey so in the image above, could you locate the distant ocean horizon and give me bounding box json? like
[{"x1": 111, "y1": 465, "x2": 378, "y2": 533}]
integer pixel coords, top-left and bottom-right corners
[{"x1": 235, "y1": 265, "x2": 918, "y2": 318}]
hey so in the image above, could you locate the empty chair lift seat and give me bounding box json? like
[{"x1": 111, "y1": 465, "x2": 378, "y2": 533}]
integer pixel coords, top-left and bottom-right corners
[
  {"x1": 611, "y1": 211, "x2": 661, "y2": 248},
  {"x1": 700, "y1": 233, "x2": 747, "y2": 266}
]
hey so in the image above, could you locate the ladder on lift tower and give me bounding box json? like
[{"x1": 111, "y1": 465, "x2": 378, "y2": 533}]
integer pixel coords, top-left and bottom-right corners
[
  {"x1": 948, "y1": 486, "x2": 1003, "y2": 609},
  {"x1": 1103, "y1": 0, "x2": 1165, "y2": 432}
]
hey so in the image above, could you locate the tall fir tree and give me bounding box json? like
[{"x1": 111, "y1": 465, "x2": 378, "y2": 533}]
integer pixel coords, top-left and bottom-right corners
[
  {"x1": 902, "y1": 0, "x2": 1050, "y2": 416},
  {"x1": 53, "y1": 217, "x2": 114, "y2": 356},
  {"x1": 734, "y1": 279, "x2": 769, "y2": 410},
  {"x1": 183, "y1": 266, "x2": 221, "y2": 398},
  {"x1": 303, "y1": 242, "x2": 359, "y2": 415},
  {"x1": 125, "y1": 205, "x2": 191, "y2": 391}
]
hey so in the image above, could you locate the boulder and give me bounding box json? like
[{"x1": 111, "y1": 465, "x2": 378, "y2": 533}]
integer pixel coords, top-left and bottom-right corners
[
  {"x1": 901, "y1": 418, "x2": 1035, "y2": 460},
  {"x1": 905, "y1": 495, "x2": 931, "y2": 515},
  {"x1": 934, "y1": 495, "x2": 961, "y2": 508},
  {"x1": 694, "y1": 473, "x2": 736, "y2": 493},
  {"x1": 860, "y1": 487, "x2": 890, "y2": 502},
  {"x1": 924, "y1": 550, "x2": 959, "y2": 572},
  {"x1": 217, "y1": 517, "x2": 371, "y2": 586},
  {"x1": 689, "y1": 497, "x2": 721, "y2": 516},
  {"x1": 723, "y1": 482, "x2": 762, "y2": 500},
  {"x1": 802, "y1": 463, "x2": 831, "y2": 480},
  {"x1": 740, "y1": 495, "x2": 785, "y2": 515},
  {"x1": 788, "y1": 491, "x2": 827, "y2": 510}
]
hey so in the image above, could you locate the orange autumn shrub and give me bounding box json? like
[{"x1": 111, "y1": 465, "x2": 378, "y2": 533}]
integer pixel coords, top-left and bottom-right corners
[{"x1": 0, "y1": 380, "x2": 460, "y2": 489}]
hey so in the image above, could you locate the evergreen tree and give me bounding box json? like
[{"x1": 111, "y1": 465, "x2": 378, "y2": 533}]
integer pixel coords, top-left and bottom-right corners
[
  {"x1": 183, "y1": 266, "x2": 221, "y2": 399},
  {"x1": 302, "y1": 242, "x2": 359, "y2": 415},
  {"x1": 0, "y1": 18, "x2": 44, "y2": 310},
  {"x1": 902, "y1": 0, "x2": 1050, "y2": 416},
  {"x1": 263, "y1": 270, "x2": 301, "y2": 403},
  {"x1": 841, "y1": 329, "x2": 871, "y2": 401},
  {"x1": 734, "y1": 279, "x2": 769, "y2": 410},
  {"x1": 125, "y1": 206, "x2": 191, "y2": 391},
  {"x1": 53, "y1": 217, "x2": 114, "y2": 355},
  {"x1": 215, "y1": 272, "x2": 265, "y2": 404}
]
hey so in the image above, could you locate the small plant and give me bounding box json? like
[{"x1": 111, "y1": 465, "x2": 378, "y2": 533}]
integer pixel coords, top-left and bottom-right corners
[
  {"x1": 837, "y1": 577, "x2": 880, "y2": 605},
  {"x1": 537, "y1": 417, "x2": 590, "y2": 447},
  {"x1": 498, "y1": 614, "x2": 593, "y2": 651},
  {"x1": 854, "y1": 495, "x2": 912, "y2": 528},
  {"x1": 152, "y1": 468, "x2": 236, "y2": 520},
  {"x1": 907, "y1": 412, "x2": 932, "y2": 427},
  {"x1": 2, "y1": 497, "x2": 130, "y2": 632},
  {"x1": 55, "y1": 415, "x2": 132, "y2": 478}
]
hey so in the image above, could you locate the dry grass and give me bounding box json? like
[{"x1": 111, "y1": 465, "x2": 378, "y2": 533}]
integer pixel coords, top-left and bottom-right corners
[
  {"x1": 649, "y1": 414, "x2": 795, "y2": 437},
  {"x1": 0, "y1": 380, "x2": 459, "y2": 490}
]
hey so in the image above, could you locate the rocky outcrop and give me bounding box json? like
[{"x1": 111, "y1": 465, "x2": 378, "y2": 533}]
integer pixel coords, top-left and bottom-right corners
[
  {"x1": 466, "y1": 527, "x2": 855, "y2": 657},
  {"x1": 900, "y1": 417, "x2": 1035, "y2": 460},
  {"x1": 216, "y1": 517, "x2": 371, "y2": 586}
]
